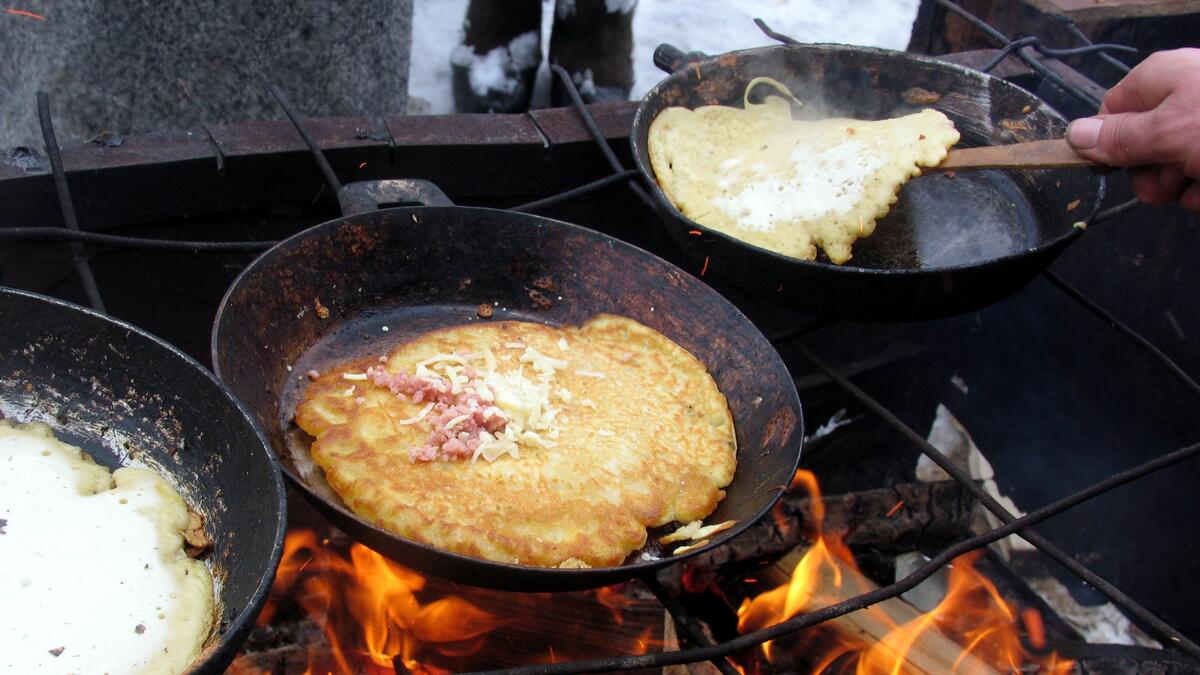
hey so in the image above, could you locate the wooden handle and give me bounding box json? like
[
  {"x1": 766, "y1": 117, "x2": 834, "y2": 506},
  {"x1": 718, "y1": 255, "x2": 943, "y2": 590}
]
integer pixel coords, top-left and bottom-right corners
[{"x1": 927, "y1": 138, "x2": 1099, "y2": 172}]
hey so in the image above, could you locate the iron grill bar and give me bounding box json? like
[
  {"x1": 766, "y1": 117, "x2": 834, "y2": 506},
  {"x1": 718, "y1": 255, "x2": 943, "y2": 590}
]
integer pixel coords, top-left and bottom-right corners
[
  {"x1": 465, "y1": 440, "x2": 1200, "y2": 675},
  {"x1": 930, "y1": 0, "x2": 1104, "y2": 110},
  {"x1": 766, "y1": 316, "x2": 836, "y2": 345},
  {"x1": 0, "y1": 228, "x2": 276, "y2": 252},
  {"x1": 641, "y1": 575, "x2": 741, "y2": 675},
  {"x1": 1042, "y1": 270, "x2": 1200, "y2": 398},
  {"x1": 268, "y1": 84, "x2": 344, "y2": 195},
  {"x1": 1051, "y1": 14, "x2": 1133, "y2": 75},
  {"x1": 792, "y1": 341, "x2": 1200, "y2": 659},
  {"x1": 510, "y1": 169, "x2": 641, "y2": 213},
  {"x1": 976, "y1": 36, "x2": 1137, "y2": 74},
  {"x1": 1093, "y1": 197, "x2": 1142, "y2": 223},
  {"x1": 36, "y1": 92, "x2": 106, "y2": 313},
  {"x1": 548, "y1": 65, "x2": 656, "y2": 211}
]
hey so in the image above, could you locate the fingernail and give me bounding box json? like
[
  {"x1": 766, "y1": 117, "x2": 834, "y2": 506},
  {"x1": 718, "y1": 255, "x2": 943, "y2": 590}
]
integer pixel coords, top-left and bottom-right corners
[{"x1": 1067, "y1": 118, "x2": 1102, "y2": 150}]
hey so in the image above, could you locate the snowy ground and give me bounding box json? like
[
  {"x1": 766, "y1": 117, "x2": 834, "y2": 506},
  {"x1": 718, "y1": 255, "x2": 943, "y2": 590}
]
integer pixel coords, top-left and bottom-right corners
[{"x1": 408, "y1": 0, "x2": 921, "y2": 114}]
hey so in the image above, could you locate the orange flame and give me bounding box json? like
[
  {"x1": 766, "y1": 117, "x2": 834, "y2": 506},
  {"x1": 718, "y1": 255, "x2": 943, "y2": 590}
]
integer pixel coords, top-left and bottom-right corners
[
  {"x1": 256, "y1": 530, "x2": 503, "y2": 674},
  {"x1": 737, "y1": 471, "x2": 1073, "y2": 674},
  {"x1": 592, "y1": 584, "x2": 636, "y2": 626}
]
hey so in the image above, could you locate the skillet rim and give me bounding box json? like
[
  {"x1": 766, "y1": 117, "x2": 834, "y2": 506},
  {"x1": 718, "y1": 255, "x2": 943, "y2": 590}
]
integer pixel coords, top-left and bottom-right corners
[
  {"x1": 210, "y1": 204, "x2": 804, "y2": 589},
  {"x1": 0, "y1": 284, "x2": 288, "y2": 672},
  {"x1": 630, "y1": 42, "x2": 1106, "y2": 276}
]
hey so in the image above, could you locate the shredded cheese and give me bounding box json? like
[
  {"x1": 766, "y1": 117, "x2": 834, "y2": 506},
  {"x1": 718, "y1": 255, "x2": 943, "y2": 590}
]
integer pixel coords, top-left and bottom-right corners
[
  {"x1": 520, "y1": 346, "x2": 568, "y2": 378},
  {"x1": 414, "y1": 354, "x2": 467, "y2": 379},
  {"x1": 396, "y1": 402, "x2": 435, "y2": 426},
  {"x1": 380, "y1": 339, "x2": 584, "y2": 464},
  {"x1": 557, "y1": 337, "x2": 569, "y2": 351},
  {"x1": 575, "y1": 370, "x2": 605, "y2": 378},
  {"x1": 597, "y1": 429, "x2": 614, "y2": 437},
  {"x1": 693, "y1": 520, "x2": 737, "y2": 539},
  {"x1": 660, "y1": 520, "x2": 703, "y2": 544},
  {"x1": 672, "y1": 539, "x2": 711, "y2": 556},
  {"x1": 342, "y1": 372, "x2": 368, "y2": 381}
]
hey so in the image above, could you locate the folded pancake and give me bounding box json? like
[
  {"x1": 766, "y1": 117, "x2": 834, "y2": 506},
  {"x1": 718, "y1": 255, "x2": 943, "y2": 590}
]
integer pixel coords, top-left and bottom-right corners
[
  {"x1": 648, "y1": 78, "x2": 960, "y2": 264},
  {"x1": 295, "y1": 314, "x2": 737, "y2": 568}
]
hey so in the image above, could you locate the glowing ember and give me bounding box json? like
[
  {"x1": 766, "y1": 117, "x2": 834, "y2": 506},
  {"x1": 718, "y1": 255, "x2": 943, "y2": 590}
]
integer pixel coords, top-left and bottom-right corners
[
  {"x1": 737, "y1": 470, "x2": 1074, "y2": 673},
  {"x1": 4, "y1": 8, "x2": 45, "y2": 19}
]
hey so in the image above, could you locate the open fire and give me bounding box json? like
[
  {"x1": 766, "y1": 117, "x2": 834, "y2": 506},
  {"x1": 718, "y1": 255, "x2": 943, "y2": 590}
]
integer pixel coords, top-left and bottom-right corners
[
  {"x1": 254, "y1": 530, "x2": 502, "y2": 674},
  {"x1": 232, "y1": 513, "x2": 668, "y2": 673},
  {"x1": 735, "y1": 471, "x2": 1073, "y2": 674},
  {"x1": 233, "y1": 468, "x2": 1073, "y2": 674}
]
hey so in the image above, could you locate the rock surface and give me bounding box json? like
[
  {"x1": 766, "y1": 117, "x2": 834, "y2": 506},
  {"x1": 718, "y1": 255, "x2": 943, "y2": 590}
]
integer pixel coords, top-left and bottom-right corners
[{"x1": 0, "y1": 0, "x2": 412, "y2": 148}]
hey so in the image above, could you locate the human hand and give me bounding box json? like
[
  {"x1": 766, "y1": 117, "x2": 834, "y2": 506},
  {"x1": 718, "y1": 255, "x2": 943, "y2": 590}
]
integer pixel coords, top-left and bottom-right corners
[{"x1": 1066, "y1": 48, "x2": 1200, "y2": 212}]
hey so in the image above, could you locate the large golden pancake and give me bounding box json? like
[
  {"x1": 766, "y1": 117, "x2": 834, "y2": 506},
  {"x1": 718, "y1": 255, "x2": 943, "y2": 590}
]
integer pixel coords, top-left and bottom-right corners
[
  {"x1": 295, "y1": 314, "x2": 736, "y2": 568},
  {"x1": 648, "y1": 79, "x2": 960, "y2": 264}
]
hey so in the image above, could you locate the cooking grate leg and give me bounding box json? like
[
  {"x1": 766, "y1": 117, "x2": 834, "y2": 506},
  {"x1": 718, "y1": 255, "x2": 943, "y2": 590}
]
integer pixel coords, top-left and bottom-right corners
[{"x1": 36, "y1": 92, "x2": 106, "y2": 313}]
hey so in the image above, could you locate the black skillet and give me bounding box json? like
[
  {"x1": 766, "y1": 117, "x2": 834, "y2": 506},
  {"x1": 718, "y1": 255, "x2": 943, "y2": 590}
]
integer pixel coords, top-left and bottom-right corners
[
  {"x1": 631, "y1": 43, "x2": 1106, "y2": 320},
  {"x1": 211, "y1": 180, "x2": 803, "y2": 592},
  {"x1": 0, "y1": 287, "x2": 286, "y2": 675}
]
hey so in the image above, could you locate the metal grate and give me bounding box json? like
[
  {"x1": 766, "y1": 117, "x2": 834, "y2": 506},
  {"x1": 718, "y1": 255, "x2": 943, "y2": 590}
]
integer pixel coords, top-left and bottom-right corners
[{"x1": 12, "y1": 2, "x2": 1199, "y2": 672}]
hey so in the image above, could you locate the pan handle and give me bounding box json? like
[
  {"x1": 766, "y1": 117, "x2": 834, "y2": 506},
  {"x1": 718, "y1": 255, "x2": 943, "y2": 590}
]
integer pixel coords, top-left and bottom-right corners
[
  {"x1": 337, "y1": 179, "x2": 455, "y2": 216},
  {"x1": 653, "y1": 43, "x2": 711, "y2": 74}
]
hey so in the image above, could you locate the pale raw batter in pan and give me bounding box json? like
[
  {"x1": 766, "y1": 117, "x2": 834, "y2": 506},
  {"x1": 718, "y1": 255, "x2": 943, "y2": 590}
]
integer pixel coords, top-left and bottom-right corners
[
  {"x1": 648, "y1": 78, "x2": 960, "y2": 264},
  {"x1": 0, "y1": 420, "x2": 213, "y2": 675}
]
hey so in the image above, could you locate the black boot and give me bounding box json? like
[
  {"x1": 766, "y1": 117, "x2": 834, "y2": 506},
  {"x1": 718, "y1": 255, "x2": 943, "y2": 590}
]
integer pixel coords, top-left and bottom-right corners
[
  {"x1": 549, "y1": 0, "x2": 636, "y2": 106},
  {"x1": 451, "y1": 0, "x2": 542, "y2": 113}
]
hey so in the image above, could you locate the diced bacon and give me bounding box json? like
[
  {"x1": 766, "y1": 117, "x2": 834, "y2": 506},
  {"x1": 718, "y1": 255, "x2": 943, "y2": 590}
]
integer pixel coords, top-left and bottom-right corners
[
  {"x1": 369, "y1": 360, "x2": 511, "y2": 462},
  {"x1": 441, "y1": 438, "x2": 469, "y2": 457},
  {"x1": 409, "y1": 444, "x2": 439, "y2": 462}
]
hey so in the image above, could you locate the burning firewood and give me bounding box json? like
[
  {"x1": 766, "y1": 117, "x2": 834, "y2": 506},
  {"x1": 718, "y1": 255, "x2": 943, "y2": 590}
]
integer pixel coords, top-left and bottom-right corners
[
  {"x1": 657, "y1": 480, "x2": 976, "y2": 594},
  {"x1": 737, "y1": 545, "x2": 1002, "y2": 674}
]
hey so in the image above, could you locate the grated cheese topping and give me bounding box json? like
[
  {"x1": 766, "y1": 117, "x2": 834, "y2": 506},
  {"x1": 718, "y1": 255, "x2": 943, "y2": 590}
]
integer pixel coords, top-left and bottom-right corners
[
  {"x1": 672, "y1": 539, "x2": 711, "y2": 556},
  {"x1": 396, "y1": 402, "x2": 436, "y2": 426},
  {"x1": 377, "y1": 342, "x2": 578, "y2": 463}
]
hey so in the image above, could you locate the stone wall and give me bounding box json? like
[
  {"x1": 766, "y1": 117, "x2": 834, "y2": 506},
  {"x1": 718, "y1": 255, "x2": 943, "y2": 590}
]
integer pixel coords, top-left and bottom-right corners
[{"x1": 0, "y1": 0, "x2": 412, "y2": 148}]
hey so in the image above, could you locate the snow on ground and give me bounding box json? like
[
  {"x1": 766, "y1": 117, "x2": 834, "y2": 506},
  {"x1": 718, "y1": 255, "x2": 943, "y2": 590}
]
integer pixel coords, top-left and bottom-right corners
[{"x1": 408, "y1": 0, "x2": 921, "y2": 114}]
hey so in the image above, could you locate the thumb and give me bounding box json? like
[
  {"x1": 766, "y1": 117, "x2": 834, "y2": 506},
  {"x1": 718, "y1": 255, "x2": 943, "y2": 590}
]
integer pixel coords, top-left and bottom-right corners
[{"x1": 1066, "y1": 112, "x2": 1162, "y2": 167}]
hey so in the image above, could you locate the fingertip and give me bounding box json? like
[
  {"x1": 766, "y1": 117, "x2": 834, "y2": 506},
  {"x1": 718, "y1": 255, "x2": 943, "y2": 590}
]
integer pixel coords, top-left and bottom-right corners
[
  {"x1": 1179, "y1": 181, "x2": 1200, "y2": 214},
  {"x1": 1129, "y1": 166, "x2": 1172, "y2": 206},
  {"x1": 1158, "y1": 165, "x2": 1187, "y2": 191},
  {"x1": 1128, "y1": 165, "x2": 1185, "y2": 205}
]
